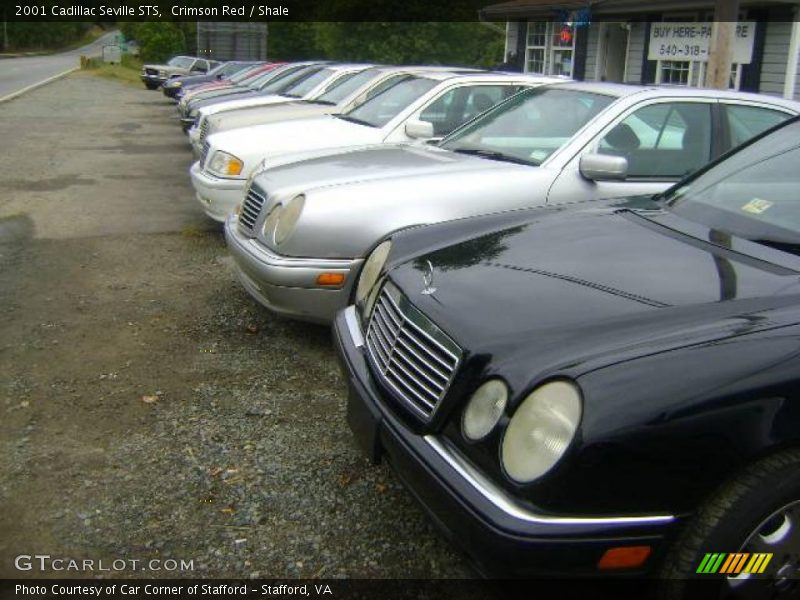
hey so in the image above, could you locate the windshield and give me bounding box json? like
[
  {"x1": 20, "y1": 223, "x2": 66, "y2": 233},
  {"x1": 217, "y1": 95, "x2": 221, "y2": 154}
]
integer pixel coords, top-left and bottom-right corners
[
  {"x1": 440, "y1": 87, "x2": 615, "y2": 165},
  {"x1": 315, "y1": 68, "x2": 379, "y2": 104},
  {"x1": 258, "y1": 65, "x2": 320, "y2": 93},
  {"x1": 229, "y1": 65, "x2": 264, "y2": 84},
  {"x1": 282, "y1": 68, "x2": 336, "y2": 98},
  {"x1": 666, "y1": 120, "x2": 800, "y2": 247},
  {"x1": 341, "y1": 75, "x2": 438, "y2": 128},
  {"x1": 167, "y1": 57, "x2": 193, "y2": 69}
]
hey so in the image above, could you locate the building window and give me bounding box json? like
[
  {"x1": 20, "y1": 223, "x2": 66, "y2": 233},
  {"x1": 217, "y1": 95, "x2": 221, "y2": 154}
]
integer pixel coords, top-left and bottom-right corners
[
  {"x1": 525, "y1": 22, "x2": 576, "y2": 77},
  {"x1": 658, "y1": 60, "x2": 692, "y2": 85},
  {"x1": 526, "y1": 22, "x2": 547, "y2": 73}
]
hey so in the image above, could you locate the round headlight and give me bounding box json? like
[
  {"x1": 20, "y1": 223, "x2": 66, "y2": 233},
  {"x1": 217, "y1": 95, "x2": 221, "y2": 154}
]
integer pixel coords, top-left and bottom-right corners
[
  {"x1": 462, "y1": 379, "x2": 508, "y2": 441},
  {"x1": 208, "y1": 151, "x2": 243, "y2": 177},
  {"x1": 274, "y1": 195, "x2": 304, "y2": 245},
  {"x1": 355, "y1": 240, "x2": 392, "y2": 307},
  {"x1": 260, "y1": 203, "x2": 282, "y2": 240},
  {"x1": 501, "y1": 380, "x2": 582, "y2": 483}
]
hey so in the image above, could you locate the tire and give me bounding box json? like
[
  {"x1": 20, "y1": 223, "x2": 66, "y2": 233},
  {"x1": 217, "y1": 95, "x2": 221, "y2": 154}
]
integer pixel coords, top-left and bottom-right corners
[
  {"x1": 657, "y1": 449, "x2": 800, "y2": 600},
  {"x1": 144, "y1": 82, "x2": 159, "y2": 90}
]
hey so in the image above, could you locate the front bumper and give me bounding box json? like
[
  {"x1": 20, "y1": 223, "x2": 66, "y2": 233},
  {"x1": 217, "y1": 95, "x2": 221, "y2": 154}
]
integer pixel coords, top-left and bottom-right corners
[
  {"x1": 162, "y1": 84, "x2": 182, "y2": 99},
  {"x1": 224, "y1": 217, "x2": 361, "y2": 323},
  {"x1": 333, "y1": 307, "x2": 679, "y2": 577},
  {"x1": 140, "y1": 73, "x2": 167, "y2": 86},
  {"x1": 190, "y1": 162, "x2": 245, "y2": 222}
]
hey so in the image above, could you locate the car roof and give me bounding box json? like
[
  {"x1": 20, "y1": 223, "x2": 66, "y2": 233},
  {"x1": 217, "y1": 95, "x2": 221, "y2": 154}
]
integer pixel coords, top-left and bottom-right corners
[{"x1": 544, "y1": 80, "x2": 800, "y2": 109}]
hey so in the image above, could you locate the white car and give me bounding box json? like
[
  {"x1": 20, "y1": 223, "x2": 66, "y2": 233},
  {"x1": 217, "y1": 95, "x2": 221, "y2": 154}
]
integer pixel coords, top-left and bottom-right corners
[
  {"x1": 188, "y1": 66, "x2": 482, "y2": 156},
  {"x1": 190, "y1": 72, "x2": 560, "y2": 222},
  {"x1": 187, "y1": 63, "x2": 372, "y2": 145}
]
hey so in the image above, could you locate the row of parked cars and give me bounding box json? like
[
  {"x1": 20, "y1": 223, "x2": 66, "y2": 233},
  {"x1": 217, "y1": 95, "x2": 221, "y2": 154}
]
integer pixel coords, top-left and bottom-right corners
[{"x1": 157, "y1": 57, "x2": 800, "y2": 592}]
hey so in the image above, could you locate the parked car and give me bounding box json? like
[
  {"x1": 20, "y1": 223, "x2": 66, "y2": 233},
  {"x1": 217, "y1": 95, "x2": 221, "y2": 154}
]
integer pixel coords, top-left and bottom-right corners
[
  {"x1": 334, "y1": 116, "x2": 800, "y2": 589},
  {"x1": 224, "y1": 82, "x2": 800, "y2": 323},
  {"x1": 185, "y1": 63, "x2": 374, "y2": 134},
  {"x1": 189, "y1": 66, "x2": 482, "y2": 156},
  {"x1": 140, "y1": 56, "x2": 218, "y2": 90},
  {"x1": 161, "y1": 61, "x2": 260, "y2": 100},
  {"x1": 179, "y1": 62, "x2": 328, "y2": 129},
  {"x1": 195, "y1": 72, "x2": 552, "y2": 223},
  {"x1": 175, "y1": 63, "x2": 273, "y2": 103}
]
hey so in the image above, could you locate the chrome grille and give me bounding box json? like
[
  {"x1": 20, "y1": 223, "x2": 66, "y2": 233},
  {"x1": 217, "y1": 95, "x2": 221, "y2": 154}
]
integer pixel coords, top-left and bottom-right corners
[
  {"x1": 366, "y1": 282, "x2": 461, "y2": 420},
  {"x1": 199, "y1": 141, "x2": 210, "y2": 169},
  {"x1": 238, "y1": 182, "x2": 267, "y2": 234},
  {"x1": 199, "y1": 119, "x2": 210, "y2": 146}
]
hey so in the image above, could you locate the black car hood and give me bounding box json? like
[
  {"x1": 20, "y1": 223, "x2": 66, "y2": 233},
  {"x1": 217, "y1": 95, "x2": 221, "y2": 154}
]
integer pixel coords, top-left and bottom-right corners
[{"x1": 386, "y1": 200, "x2": 800, "y2": 387}]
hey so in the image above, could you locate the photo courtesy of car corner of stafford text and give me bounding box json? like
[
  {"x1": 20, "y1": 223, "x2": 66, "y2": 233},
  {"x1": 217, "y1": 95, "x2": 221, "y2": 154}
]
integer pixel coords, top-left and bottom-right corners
[{"x1": 3, "y1": 0, "x2": 800, "y2": 599}]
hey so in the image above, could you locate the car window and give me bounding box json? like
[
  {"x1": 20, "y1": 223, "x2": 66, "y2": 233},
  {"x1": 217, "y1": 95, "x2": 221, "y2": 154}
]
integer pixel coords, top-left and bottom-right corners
[
  {"x1": 441, "y1": 88, "x2": 614, "y2": 165},
  {"x1": 315, "y1": 68, "x2": 379, "y2": 105},
  {"x1": 419, "y1": 84, "x2": 523, "y2": 137},
  {"x1": 723, "y1": 104, "x2": 792, "y2": 148},
  {"x1": 281, "y1": 68, "x2": 336, "y2": 98},
  {"x1": 598, "y1": 102, "x2": 712, "y2": 179},
  {"x1": 257, "y1": 65, "x2": 315, "y2": 92},
  {"x1": 192, "y1": 60, "x2": 208, "y2": 73},
  {"x1": 168, "y1": 57, "x2": 193, "y2": 70},
  {"x1": 342, "y1": 76, "x2": 439, "y2": 128}
]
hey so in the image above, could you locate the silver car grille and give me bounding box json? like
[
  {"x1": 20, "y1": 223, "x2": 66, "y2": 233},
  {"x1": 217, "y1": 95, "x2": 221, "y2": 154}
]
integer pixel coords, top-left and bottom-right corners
[
  {"x1": 199, "y1": 141, "x2": 210, "y2": 169},
  {"x1": 366, "y1": 282, "x2": 461, "y2": 420},
  {"x1": 238, "y1": 182, "x2": 267, "y2": 235},
  {"x1": 199, "y1": 119, "x2": 210, "y2": 146}
]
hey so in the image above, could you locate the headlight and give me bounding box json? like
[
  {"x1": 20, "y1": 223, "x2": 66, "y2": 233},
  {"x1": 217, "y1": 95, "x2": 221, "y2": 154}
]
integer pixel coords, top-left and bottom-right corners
[
  {"x1": 171, "y1": 81, "x2": 183, "y2": 88},
  {"x1": 158, "y1": 70, "x2": 166, "y2": 77},
  {"x1": 260, "y1": 203, "x2": 283, "y2": 241},
  {"x1": 462, "y1": 379, "x2": 508, "y2": 441},
  {"x1": 501, "y1": 380, "x2": 582, "y2": 483},
  {"x1": 355, "y1": 240, "x2": 392, "y2": 314},
  {"x1": 274, "y1": 195, "x2": 304, "y2": 245},
  {"x1": 208, "y1": 151, "x2": 244, "y2": 177}
]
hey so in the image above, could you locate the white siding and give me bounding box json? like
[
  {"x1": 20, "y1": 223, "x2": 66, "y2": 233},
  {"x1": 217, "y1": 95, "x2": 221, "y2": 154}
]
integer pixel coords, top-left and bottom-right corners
[
  {"x1": 625, "y1": 22, "x2": 647, "y2": 83},
  {"x1": 583, "y1": 25, "x2": 600, "y2": 81},
  {"x1": 759, "y1": 20, "x2": 792, "y2": 96}
]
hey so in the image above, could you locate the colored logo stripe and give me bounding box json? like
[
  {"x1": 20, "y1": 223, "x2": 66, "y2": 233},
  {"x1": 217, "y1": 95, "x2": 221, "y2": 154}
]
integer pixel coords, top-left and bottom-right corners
[{"x1": 697, "y1": 553, "x2": 773, "y2": 574}]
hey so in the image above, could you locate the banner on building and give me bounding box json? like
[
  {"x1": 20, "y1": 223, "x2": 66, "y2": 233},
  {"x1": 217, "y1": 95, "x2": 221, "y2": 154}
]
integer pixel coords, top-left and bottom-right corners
[{"x1": 648, "y1": 22, "x2": 756, "y2": 64}]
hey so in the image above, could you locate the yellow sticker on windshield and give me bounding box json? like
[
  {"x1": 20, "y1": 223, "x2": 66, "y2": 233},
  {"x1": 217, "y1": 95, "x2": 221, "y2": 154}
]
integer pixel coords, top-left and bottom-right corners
[{"x1": 741, "y1": 198, "x2": 773, "y2": 215}]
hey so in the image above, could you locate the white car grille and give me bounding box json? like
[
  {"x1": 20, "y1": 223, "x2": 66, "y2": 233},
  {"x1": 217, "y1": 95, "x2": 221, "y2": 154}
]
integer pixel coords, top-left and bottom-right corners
[{"x1": 238, "y1": 182, "x2": 267, "y2": 235}]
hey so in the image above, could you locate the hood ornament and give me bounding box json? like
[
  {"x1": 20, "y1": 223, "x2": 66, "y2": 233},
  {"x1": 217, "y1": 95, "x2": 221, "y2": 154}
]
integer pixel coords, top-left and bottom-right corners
[{"x1": 421, "y1": 260, "x2": 437, "y2": 295}]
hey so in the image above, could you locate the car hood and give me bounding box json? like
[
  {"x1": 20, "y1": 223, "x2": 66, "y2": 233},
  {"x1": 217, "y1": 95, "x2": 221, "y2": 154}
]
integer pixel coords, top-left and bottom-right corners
[
  {"x1": 257, "y1": 144, "x2": 510, "y2": 192},
  {"x1": 209, "y1": 102, "x2": 328, "y2": 132},
  {"x1": 386, "y1": 199, "x2": 800, "y2": 382},
  {"x1": 209, "y1": 115, "x2": 384, "y2": 159},
  {"x1": 200, "y1": 93, "x2": 293, "y2": 116}
]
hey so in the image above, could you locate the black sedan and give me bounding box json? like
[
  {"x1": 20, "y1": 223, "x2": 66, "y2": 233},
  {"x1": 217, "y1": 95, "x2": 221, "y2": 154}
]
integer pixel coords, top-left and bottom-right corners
[{"x1": 334, "y1": 117, "x2": 800, "y2": 595}]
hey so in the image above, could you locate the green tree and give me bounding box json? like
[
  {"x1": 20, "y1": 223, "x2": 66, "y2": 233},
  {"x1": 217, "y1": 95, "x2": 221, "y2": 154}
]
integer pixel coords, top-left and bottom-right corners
[{"x1": 130, "y1": 22, "x2": 186, "y2": 63}]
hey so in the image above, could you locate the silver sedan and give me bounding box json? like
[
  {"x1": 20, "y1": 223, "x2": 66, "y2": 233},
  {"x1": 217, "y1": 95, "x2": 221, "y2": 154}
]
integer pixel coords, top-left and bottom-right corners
[{"x1": 225, "y1": 82, "x2": 800, "y2": 323}]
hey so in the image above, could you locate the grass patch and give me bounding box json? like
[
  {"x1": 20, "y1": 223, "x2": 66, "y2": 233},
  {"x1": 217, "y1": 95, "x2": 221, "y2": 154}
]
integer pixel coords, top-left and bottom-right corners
[{"x1": 81, "y1": 54, "x2": 143, "y2": 87}]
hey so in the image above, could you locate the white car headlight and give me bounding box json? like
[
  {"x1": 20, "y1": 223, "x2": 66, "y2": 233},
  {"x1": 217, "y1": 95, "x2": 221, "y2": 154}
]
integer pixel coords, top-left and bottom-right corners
[
  {"x1": 207, "y1": 151, "x2": 244, "y2": 177},
  {"x1": 501, "y1": 380, "x2": 582, "y2": 483},
  {"x1": 274, "y1": 195, "x2": 305, "y2": 245},
  {"x1": 355, "y1": 240, "x2": 392, "y2": 315},
  {"x1": 260, "y1": 203, "x2": 283, "y2": 241},
  {"x1": 462, "y1": 379, "x2": 508, "y2": 441}
]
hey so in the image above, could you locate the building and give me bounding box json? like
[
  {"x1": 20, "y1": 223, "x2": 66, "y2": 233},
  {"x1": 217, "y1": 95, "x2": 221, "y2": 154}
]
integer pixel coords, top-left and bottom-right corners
[
  {"x1": 196, "y1": 22, "x2": 268, "y2": 61},
  {"x1": 480, "y1": 0, "x2": 800, "y2": 99}
]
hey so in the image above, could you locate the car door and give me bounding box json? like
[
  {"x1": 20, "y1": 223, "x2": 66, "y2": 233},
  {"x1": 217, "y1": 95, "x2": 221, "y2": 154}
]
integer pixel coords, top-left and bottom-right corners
[
  {"x1": 546, "y1": 99, "x2": 716, "y2": 204},
  {"x1": 384, "y1": 83, "x2": 525, "y2": 142}
]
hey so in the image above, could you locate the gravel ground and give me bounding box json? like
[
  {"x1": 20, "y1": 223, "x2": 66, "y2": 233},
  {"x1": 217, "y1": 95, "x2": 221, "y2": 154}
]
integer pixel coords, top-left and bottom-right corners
[{"x1": 0, "y1": 72, "x2": 471, "y2": 580}]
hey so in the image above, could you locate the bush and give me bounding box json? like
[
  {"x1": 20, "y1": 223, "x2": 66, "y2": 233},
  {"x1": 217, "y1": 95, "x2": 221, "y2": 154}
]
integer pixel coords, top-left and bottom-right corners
[{"x1": 120, "y1": 22, "x2": 186, "y2": 63}]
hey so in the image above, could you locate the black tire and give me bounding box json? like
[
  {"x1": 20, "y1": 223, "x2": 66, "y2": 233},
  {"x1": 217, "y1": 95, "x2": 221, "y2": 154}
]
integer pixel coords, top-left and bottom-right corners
[
  {"x1": 657, "y1": 449, "x2": 800, "y2": 600},
  {"x1": 144, "y1": 82, "x2": 159, "y2": 90}
]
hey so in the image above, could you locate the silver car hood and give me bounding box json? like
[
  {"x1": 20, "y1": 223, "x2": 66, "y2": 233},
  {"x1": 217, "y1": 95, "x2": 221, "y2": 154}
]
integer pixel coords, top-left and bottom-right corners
[
  {"x1": 257, "y1": 144, "x2": 509, "y2": 194},
  {"x1": 252, "y1": 146, "x2": 558, "y2": 259}
]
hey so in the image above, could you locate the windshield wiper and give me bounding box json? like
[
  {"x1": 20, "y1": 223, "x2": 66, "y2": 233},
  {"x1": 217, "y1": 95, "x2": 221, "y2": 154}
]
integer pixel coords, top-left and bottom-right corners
[
  {"x1": 335, "y1": 114, "x2": 376, "y2": 128},
  {"x1": 450, "y1": 147, "x2": 538, "y2": 166},
  {"x1": 310, "y1": 99, "x2": 336, "y2": 106}
]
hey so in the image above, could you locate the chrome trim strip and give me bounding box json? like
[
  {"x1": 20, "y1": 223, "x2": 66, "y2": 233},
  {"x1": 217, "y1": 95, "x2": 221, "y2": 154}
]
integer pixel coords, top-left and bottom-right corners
[
  {"x1": 424, "y1": 435, "x2": 676, "y2": 527},
  {"x1": 344, "y1": 306, "x2": 364, "y2": 349}
]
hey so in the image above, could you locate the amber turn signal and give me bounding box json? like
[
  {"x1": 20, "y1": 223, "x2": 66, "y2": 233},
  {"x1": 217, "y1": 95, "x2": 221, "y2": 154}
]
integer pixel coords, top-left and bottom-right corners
[
  {"x1": 597, "y1": 546, "x2": 652, "y2": 570},
  {"x1": 317, "y1": 273, "x2": 346, "y2": 286}
]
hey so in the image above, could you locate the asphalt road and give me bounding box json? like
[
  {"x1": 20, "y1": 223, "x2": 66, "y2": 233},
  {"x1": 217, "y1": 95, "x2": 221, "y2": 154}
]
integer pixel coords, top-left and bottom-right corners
[{"x1": 0, "y1": 30, "x2": 120, "y2": 101}]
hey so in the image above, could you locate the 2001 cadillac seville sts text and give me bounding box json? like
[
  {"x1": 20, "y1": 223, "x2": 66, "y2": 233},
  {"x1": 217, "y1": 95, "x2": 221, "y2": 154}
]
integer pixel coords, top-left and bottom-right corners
[
  {"x1": 334, "y1": 117, "x2": 800, "y2": 593},
  {"x1": 225, "y1": 82, "x2": 800, "y2": 323}
]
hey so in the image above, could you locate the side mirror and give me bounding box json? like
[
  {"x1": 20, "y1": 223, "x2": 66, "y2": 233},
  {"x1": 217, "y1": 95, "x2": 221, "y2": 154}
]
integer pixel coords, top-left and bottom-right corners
[
  {"x1": 405, "y1": 119, "x2": 435, "y2": 139},
  {"x1": 579, "y1": 153, "x2": 628, "y2": 182}
]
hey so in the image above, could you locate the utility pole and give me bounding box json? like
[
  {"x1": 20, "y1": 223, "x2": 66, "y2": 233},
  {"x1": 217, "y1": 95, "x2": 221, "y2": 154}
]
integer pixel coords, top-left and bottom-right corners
[{"x1": 706, "y1": 0, "x2": 739, "y2": 89}]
